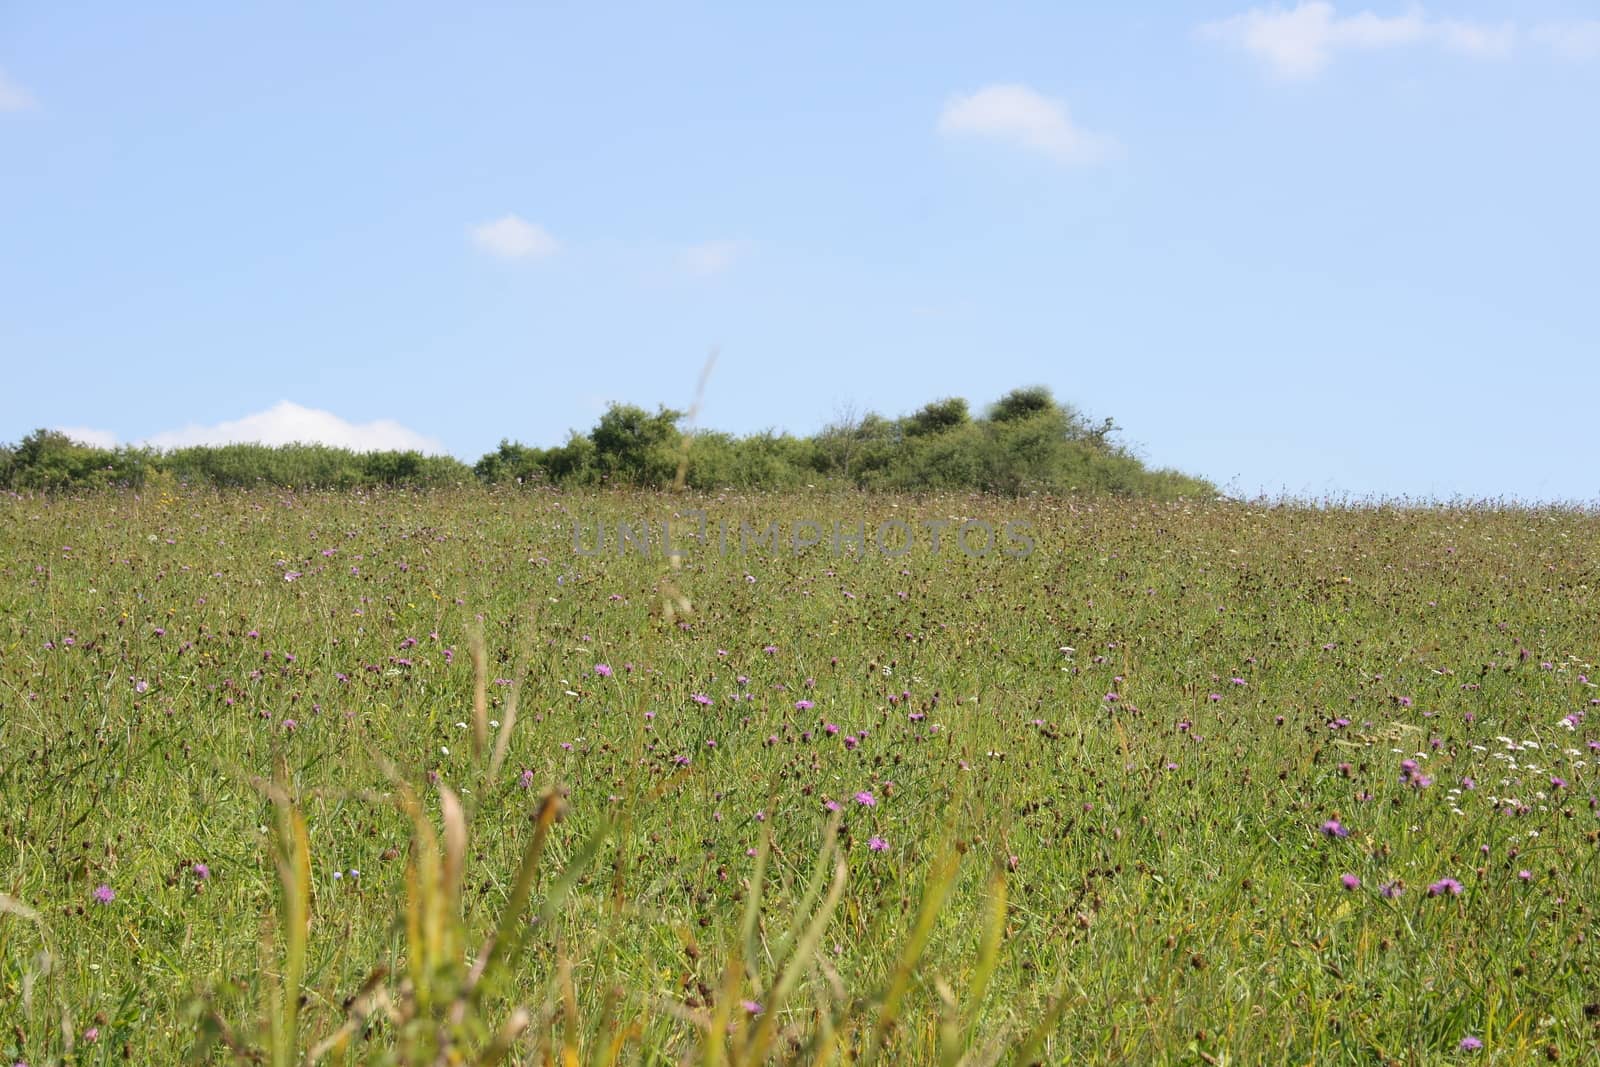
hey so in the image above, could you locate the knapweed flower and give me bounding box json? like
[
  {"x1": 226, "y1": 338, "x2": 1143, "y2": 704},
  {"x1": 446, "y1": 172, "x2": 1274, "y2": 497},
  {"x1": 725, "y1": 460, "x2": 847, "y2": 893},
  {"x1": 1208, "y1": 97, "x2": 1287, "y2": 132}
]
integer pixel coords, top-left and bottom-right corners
[
  {"x1": 192, "y1": 862, "x2": 210, "y2": 880},
  {"x1": 1340, "y1": 873, "x2": 1360, "y2": 891},
  {"x1": 1321, "y1": 819, "x2": 1349, "y2": 838},
  {"x1": 854, "y1": 791, "x2": 876, "y2": 807},
  {"x1": 92, "y1": 884, "x2": 115, "y2": 904},
  {"x1": 1379, "y1": 881, "x2": 1404, "y2": 899},
  {"x1": 1427, "y1": 878, "x2": 1464, "y2": 897},
  {"x1": 868, "y1": 836, "x2": 889, "y2": 852},
  {"x1": 795, "y1": 700, "x2": 814, "y2": 711},
  {"x1": 691, "y1": 693, "x2": 713, "y2": 706},
  {"x1": 594, "y1": 663, "x2": 612, "y2": 677},
  {"x1": 1458, "y1": 1035, "x2": 1483, "y2": 1052}
]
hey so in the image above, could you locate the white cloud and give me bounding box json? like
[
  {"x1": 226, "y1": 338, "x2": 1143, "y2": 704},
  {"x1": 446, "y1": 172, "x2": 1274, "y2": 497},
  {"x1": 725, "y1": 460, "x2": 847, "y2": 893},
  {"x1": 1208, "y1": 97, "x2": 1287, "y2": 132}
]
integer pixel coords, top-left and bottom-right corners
[
  {"x1": 1531, "y1": 21, "x2": 1600, "y2": 61},
  {"x1": 1435, "y1": 19, "x2": 1517, "y2": 59},
  {"x1": 679, "y1": 240, "x2": 746, "y2": 277},
  {"x1": 468, "y1": 215, "x2": 559, "y2": 260},
  {"x1": 937, "y1": 84, "x2": 1117, "y2": 166},
  {"x1": 53, "y1": 426, "x2": 118, "y2": 449},
  {"x1": 0, "y1": 68, "x2": 35, "y2": 112},
  {"x1": 142, "y1": 401, "x2": 446, "y2": 454},
  {"x1": 1199, "y1": 3, "x2": 1514, "y2": 79}
]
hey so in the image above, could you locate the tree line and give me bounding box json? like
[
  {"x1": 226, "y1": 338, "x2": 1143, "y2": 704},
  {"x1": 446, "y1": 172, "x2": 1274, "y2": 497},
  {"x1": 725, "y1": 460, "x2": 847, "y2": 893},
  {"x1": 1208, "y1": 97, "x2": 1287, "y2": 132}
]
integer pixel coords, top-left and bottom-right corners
[{"x1": 1, "y1": 387, "x2": 1214, "y2": 498}]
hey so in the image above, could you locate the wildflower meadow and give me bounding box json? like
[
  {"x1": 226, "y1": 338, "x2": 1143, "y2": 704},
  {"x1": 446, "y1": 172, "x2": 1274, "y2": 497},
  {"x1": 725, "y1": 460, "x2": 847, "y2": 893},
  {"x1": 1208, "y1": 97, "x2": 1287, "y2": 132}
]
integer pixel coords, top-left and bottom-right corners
[{"x1": 2, "y1": 488, "x2": 1597, "y2": 1064}]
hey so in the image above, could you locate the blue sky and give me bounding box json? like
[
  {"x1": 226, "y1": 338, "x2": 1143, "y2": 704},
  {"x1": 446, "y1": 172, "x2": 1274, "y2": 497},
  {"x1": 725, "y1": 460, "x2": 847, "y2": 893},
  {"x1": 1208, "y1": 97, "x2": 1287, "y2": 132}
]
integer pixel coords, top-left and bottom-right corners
[{"x1": 3, "y1": 2, "x2": 1598, "y2": 501}]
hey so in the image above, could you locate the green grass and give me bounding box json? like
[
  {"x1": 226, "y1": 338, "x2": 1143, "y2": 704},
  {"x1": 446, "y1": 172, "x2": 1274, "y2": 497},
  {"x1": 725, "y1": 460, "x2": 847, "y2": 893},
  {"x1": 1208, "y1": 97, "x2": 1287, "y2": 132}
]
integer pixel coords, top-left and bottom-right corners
[{"x1": 2, "y1": 487, "x2": 1598, "y2": 1064}]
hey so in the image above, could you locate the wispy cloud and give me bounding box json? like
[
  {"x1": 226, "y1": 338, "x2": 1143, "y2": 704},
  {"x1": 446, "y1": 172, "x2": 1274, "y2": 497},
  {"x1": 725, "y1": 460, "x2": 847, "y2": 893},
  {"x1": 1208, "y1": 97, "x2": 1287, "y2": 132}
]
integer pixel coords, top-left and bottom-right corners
[
  {"x1": 937, "y1": 84, "x2": 1118, "y2": 166},
  {"x1": 679, "y1": 240, "x2": 747, "y2": 277},
  {"x1": 468, "y1": 214, "x2": 559, "y2": 260},
  {"x1": 141, "y1": 401, "x2": 446, "y2": 453},
  {"x1": 1199, "y1": 3, "x2": 1514, "y2": 79},
  {"x1": 1531, "y1": 20, "x2": 1600, "y2": 61},
  {"x1": 0, "y1": 68, "x2": 36, "y2": 112}
]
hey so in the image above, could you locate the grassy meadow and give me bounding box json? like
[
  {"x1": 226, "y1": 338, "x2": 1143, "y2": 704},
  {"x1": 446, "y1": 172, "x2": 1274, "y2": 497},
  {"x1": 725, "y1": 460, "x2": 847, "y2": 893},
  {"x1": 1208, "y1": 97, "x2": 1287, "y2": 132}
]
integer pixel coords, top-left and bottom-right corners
[{"x1": 2, "y1": 487, "x2": 1598, "y2": 1064}]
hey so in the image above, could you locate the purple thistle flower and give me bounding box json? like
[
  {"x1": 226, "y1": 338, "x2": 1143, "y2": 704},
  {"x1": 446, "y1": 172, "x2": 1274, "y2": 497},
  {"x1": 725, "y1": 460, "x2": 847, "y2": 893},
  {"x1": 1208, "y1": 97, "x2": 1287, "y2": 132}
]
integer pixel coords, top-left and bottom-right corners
[
  {"x1": 868, "y1": 836, "x2": 889, "y2": 852},
  {"x1": 92, "y1": 884, "x2": 115, "y2": 904},
  {"x1": 1321, "y1": 819, "x2": 1349, "y2": 838},
  {"x1": 1340, "y1": 873, "x2": 1360, "y2": 891},
  {"x1": 594, "y1": 663, "x2": 612, "y2": 677},
  {"x1": 1458, "y1": 1036, "x2": 1483, "y2": 1052},
  {"x1": 192, "y1": 863, "x2": 210, "y2": 880},
  {"x1": 795, "y1": 699, "x2": 814, "y2": 710},
  {"x1": 854, "y1": 791, "x2": 876, "y2": 807},
  {"x1": 1427, "y1": 878, "x2": 1464, "y2": 897},
  {"x1": 1379, "y1": 880, "x2": 1403, "y2": 899}
]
